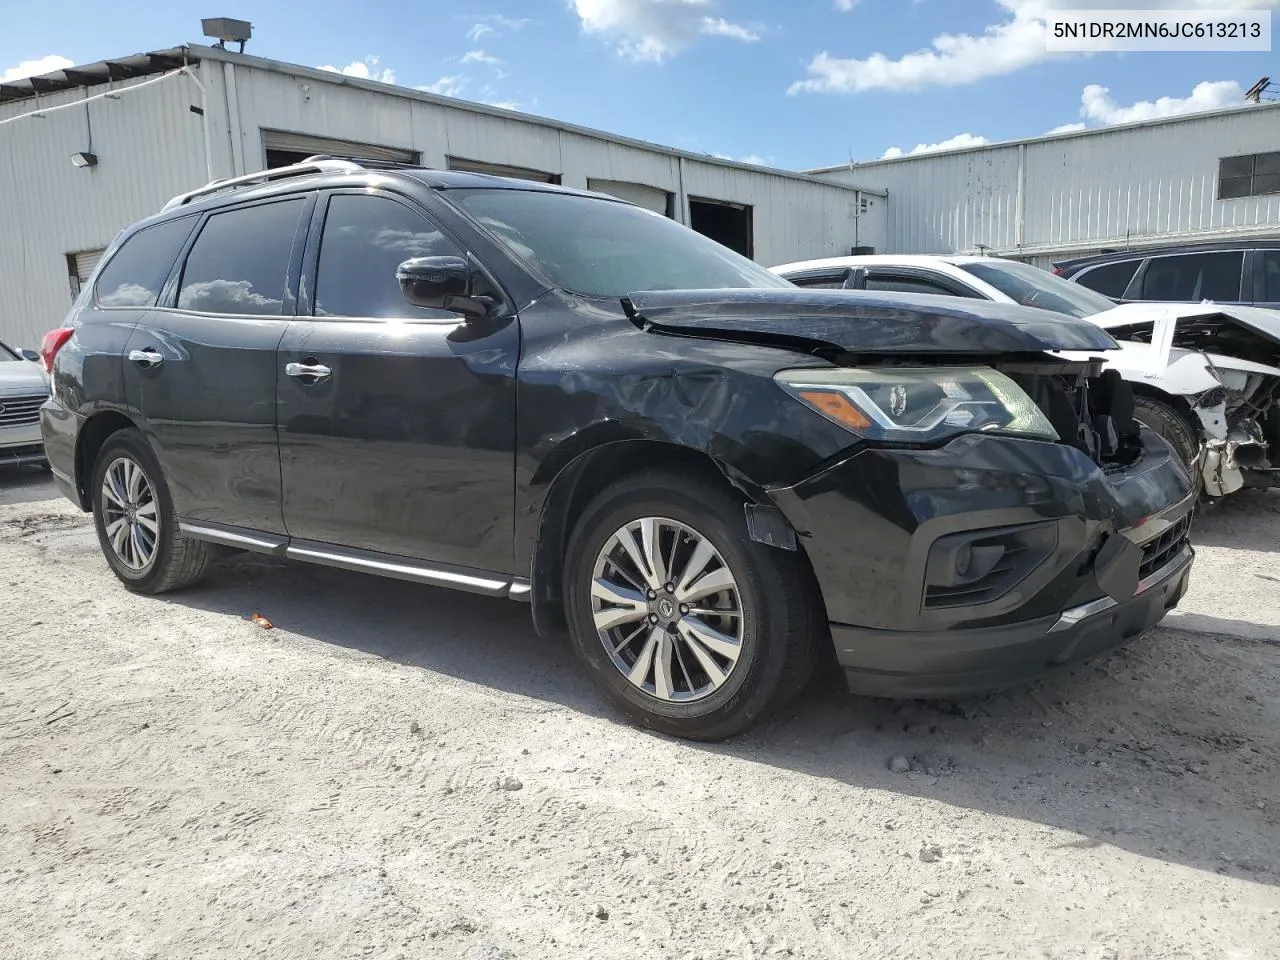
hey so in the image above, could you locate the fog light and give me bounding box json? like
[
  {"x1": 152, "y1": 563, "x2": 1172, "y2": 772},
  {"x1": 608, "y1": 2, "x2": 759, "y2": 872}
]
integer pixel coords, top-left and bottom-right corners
[{"x1": 954, "y1": 543, "x2": 972, "y2": 579}]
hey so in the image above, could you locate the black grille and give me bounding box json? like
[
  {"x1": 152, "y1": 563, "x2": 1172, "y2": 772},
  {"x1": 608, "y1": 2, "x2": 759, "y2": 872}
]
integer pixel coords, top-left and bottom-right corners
[
  {"x1": 1138, "y1": 513, "x2": 1192, "y2": 582},
  {"x1": 0, "y1": 394, "x2": 45, "y2": 428}
]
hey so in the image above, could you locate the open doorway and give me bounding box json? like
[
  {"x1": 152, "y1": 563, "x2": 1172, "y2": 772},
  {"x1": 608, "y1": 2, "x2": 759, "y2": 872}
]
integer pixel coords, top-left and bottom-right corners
[
  {"x1": 262, "y1": 131, "x2": 419, "y2": 169},
  {"x1": 689, "y1": 197, "x2": 753, "y2": 259}
]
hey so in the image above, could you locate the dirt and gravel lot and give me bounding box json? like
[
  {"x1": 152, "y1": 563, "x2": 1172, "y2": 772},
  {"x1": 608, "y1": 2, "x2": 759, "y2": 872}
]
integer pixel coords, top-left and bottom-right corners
[{"x1": 1, "y1": 465, "x2": 1278, "y2": 960}]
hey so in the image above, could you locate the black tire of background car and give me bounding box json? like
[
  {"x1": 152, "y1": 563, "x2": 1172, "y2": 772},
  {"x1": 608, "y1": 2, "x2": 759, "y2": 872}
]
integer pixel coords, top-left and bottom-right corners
[
  {"x1": 1133, "y1": 396, "x2": 1204, "y2": 499},
  {"x1": 91, "y1": 428, "x2": 215, "y2": 594},
  {"x1": 564, "y1": 468, "x2": 821, "y2": 741}
]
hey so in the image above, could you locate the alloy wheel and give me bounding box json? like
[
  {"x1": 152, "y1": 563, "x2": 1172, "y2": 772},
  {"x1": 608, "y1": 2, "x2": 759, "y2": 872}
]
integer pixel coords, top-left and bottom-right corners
[
  {"x1": 590, "y1": 517, "x2": 744, "y2": 703},
  {"x1": 101, "y1": 456, "x2": 160, "y2": 571}
]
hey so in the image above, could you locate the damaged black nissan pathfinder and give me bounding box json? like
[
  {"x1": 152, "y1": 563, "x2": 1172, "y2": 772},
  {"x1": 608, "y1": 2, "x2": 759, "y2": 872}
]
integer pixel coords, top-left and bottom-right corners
[{"x1": 40, "y1": 159, "x2": 1196, "y2": 740}]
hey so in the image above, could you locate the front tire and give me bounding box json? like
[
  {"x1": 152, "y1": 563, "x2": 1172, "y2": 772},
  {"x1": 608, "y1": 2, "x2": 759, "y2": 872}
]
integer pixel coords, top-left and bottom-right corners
[
  {"x1": 1134, "y1": 396, "x2": 1203, "y2": 497},
  {"x1": 90, "y1": 428, "x2": 213, "y2": 594},
  {"x1": 564, "y1": 468, "x2": 821, "y2": 741}
]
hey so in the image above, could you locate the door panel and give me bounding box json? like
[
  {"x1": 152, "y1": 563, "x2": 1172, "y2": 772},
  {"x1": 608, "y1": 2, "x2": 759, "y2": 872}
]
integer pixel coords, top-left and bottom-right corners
[
  {"x1": 277, "y1": 317, "x2": 518, "y2": 569},
  {"x1": 124, "y1": 314, "x2": 289, "y2": 530},
  {"x1": 124, "y1": 195, "x2": 311, "y2": 533},
  {"x1": 277, "y1": 190, "x2": 518, "y2": 571}
]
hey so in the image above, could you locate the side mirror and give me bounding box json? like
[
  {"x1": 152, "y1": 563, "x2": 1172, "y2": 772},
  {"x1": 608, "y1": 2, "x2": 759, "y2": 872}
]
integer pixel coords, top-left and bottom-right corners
[
  {"x1": 397, "y1": 256, "x2": 496, "y2": 319},
  {"x1": 19, "y1": 348, "x2": 40, "y2": 362}
]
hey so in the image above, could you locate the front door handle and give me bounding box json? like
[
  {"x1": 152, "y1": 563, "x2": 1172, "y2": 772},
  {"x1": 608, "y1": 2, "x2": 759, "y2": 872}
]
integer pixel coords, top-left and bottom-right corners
[
  {"x1": 128, "y1": 348, "x2": 163, "y2": 368},
  {"x1": 285, "y1": 361, "x2": 332, "y2": 382}
]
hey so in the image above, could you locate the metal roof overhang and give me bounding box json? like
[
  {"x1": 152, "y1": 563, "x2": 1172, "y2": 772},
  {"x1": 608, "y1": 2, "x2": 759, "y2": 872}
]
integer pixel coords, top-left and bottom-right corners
[{"x1": 0, "y1": 48, "x2": 191, "y2": 105}]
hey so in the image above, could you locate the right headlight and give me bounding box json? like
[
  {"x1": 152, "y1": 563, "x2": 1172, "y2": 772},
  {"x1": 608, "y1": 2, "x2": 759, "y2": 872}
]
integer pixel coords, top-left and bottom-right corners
[{"x1": 775, "y1": 366, "x2": 1058, "y2": 444}]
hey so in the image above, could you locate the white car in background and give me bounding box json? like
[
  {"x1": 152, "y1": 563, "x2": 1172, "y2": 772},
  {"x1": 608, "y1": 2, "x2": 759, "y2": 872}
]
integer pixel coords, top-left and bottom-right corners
[
  {"x1": 771, "y1": 254, "x2": 1280, "y2": 499},
  {"x1": 0, "y1": 339, "x2": 51, "y2": 470}
]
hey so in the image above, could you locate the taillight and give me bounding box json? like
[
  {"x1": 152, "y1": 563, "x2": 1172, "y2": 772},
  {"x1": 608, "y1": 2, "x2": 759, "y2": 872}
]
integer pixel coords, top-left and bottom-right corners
[
  {"x1": 1052, "y1": 266, "x2": 1066, "y2": 276},
  {"x1": 39, "y1": 327, "x2": 74, "y2": 373}
]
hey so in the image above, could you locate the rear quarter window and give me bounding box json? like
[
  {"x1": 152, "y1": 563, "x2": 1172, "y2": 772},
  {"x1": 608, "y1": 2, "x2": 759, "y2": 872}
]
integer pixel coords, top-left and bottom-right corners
[
  {"x1": 1140, "y1": 252, "x2": 1244, "y2": 302},
  {"x1": 94, "y1": 216, "x2": 198, "y2": 308},
  {"x1": 1074, "y1": 260, "x2": 1140, "y2": 298}
]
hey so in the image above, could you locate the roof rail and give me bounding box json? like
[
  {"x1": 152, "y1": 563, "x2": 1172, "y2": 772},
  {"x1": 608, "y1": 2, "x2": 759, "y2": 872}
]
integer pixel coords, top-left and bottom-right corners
[{"x1": 161, "y1": 157, "x2": 363, "y2": 211}]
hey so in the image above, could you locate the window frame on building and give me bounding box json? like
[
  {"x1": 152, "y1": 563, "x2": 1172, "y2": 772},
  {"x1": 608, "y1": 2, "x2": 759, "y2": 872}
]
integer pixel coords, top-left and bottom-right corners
[{"x1": 1218, "y1": 151, "x2": 1280, "y2": 200}]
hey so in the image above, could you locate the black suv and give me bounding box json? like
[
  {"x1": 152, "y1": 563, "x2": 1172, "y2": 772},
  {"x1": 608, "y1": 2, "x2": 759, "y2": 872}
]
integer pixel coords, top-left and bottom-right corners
[
  {"x1": 40, "y1": 159, "x2": 1195, "y2": 740},
  {"x1": 1054, "y1": 239, "x2": 1280, "y2": 309}
]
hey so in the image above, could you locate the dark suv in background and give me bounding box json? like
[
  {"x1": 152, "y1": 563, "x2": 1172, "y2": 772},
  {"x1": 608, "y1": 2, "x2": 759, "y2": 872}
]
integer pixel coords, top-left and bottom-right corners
[
  {"x1": 1055, "y1": 239, "x2": 1280, "y2": 309},
  {"x1": 40, "y1": 158, "x2": 1195, "y2": 740}
]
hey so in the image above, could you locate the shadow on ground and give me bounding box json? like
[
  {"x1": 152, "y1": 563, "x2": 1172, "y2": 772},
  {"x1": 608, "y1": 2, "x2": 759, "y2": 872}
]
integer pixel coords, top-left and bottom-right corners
[
  {"x1": 157, "y1": 505, "x2": 1279, "y2": 892},
  {"x1": 1190, "y1": 488, "x2": 1280, "y2": 551},
  {"x1": 0, "y1": 465, "x2": 58, "y2": 507}
]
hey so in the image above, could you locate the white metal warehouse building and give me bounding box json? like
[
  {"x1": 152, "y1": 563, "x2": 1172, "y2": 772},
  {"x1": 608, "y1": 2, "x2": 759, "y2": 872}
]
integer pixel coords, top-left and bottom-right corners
[
  {"x1": 810, "y1": 100, "x2": 1280, "y2": 268},
  {"x1": 0, "y1": 42, "x2": 884, "y2": 349}
]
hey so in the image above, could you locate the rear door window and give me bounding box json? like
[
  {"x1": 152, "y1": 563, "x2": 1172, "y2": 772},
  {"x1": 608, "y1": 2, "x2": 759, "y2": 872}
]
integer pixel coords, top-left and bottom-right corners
[
  {"x1": 313, "y1": 193, "x2": 465, "y2": 318},
  {"x1": 94, "y1": 216, "x2": 198, "y2": 307},
  {"x1": 1074, "y1": 260, "x2": 1140, "y2": 299},
  {"x1": 865, "y1": 273, "x2": 970, "y2": 297},
  {"x1": 788, "y1": 272, "x2": 853, "y2": 290},
  {"x1": 176, "y1": 199, "x2": 307, "y2": 316},
  {"x1": 1140, "y1": 252, "x2": 1244, "y2": 302}
]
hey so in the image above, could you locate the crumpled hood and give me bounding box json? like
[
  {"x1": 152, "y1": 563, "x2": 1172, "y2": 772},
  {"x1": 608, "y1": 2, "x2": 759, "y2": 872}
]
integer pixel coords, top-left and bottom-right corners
[
  {"x1": 625, "y1": 289, "x2": 1119, "y2": 357},
  {"x1": 1088, "y1": 301, "x2": 1280, "y2": 344}
]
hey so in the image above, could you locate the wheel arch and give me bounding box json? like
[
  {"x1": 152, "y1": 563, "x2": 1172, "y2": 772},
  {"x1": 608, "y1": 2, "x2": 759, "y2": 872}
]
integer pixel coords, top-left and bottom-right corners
[
  {"x1": 1128, "y1": 384, "x2": 1204, "y2": 440},
  {"x1": 73, "y1": 409, "x2": 146, "y2": 510},
  {"x1": 526, "y1": 435, "x2": 807, "y2": 638}
]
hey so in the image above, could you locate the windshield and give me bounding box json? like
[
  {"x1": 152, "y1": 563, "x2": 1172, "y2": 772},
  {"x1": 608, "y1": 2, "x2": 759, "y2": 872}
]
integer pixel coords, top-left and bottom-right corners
[
  {"x1": 959, "y1": 260, "x2": 1117, "y2": 319},
  {"x1": 449, "y1": 188, "x2": 793, "y2": 298}
]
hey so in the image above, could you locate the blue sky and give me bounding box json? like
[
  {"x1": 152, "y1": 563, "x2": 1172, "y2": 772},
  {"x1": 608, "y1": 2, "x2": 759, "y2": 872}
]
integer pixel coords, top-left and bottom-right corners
[{"x1": 3, "y1": 0, "x2": 1278, "y2": 170}]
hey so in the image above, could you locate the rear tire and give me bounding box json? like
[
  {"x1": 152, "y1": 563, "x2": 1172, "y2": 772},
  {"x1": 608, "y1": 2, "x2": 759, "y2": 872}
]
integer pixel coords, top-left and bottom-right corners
[
  {"x1": 564, "y1": 468, "x2": 822, "y2": 741},
  {"x1": 90, "y1": 428, "x2": 213, "y2": 594},
  {"x1": 1134, "y1": 396, "x2": 1203, "y2": 497}
]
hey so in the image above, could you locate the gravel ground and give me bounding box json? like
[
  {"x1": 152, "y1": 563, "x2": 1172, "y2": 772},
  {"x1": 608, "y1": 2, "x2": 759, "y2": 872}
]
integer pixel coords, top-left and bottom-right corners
[{"x1": 1, "y1": 466, "x2": 1278, "y2": 960}]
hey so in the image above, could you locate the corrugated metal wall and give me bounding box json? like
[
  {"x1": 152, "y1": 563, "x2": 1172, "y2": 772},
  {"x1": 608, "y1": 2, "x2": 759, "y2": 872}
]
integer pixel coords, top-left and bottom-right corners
[
  {"x1": 0, "y1": 67, "x2": 219, "y2": 348},
  {"x1": 0, "y1": 51, "x2": 879, "y2": 348},
  {"x1": 229, "y1": 61, "x2": 879, "y2": 267},
  {"x1": 816, "y1": 102, "x2": 1280, "y2": 261}
]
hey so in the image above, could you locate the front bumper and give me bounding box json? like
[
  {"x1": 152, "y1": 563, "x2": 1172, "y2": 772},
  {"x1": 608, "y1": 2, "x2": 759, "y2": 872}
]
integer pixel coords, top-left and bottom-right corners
[
  {"x1": 770, "y1": 428, "x2": 1196, "y2": 697},
  {"x1": 0, "y1": 422, "x2": 46, "y2": 467},
  {"x1": 829, "y1": 545, "x2": 1191, "y2": 697}
]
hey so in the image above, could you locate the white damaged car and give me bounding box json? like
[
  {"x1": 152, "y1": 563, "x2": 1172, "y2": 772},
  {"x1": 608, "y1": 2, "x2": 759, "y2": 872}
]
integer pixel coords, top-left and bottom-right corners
[{"x1": 772, "y1": 254, "x2": 1280, "y2": 498}]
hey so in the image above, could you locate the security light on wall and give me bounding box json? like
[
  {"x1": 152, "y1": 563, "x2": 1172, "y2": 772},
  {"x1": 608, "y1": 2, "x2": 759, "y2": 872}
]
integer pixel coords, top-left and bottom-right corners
[
  {"x1": 202, "y1": 17, "x2": 253, "y2": 52},
  {"x1": 70, "y1": 152, "x2": 98, "y2": 169}
]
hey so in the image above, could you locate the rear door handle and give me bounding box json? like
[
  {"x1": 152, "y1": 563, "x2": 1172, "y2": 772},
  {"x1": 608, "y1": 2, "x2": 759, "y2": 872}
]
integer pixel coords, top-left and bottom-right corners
[
  {"x1": 285, "y1": 362, "x2": 332, "y2": 382},
  {"x1": 128, "y1": 348, "x2": 163, "y2": 368}
]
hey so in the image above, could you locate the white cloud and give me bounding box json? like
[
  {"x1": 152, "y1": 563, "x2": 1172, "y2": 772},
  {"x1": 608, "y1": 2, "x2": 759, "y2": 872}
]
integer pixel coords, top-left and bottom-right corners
[
  {"x1": 1080, "y1": 80, "x2": 1244, "y2": 125},
  {"x1": 1046, "y1": 121, "x2": 1087, "y2": 135},
  {"x1": 416, "y1": 75, "x2": 467, "y2": 97},
  {"x1": 464, "y1": 13, "x2": 531, "y2": 42},
  {"x1": 483, "y1": 100, "x2": 522, "y2": 110},
  {"x1": 835, "y1": 0, "x2": 859, "y2": 8},
  {"x1": 1, "y1": 54, "x2": 74, "y2": 83},
  {"x1": 790, "y1": 0, "x2": 1280, "y2": 94},
  {"x1": 479, "y1": 14, "x2": 531, "y2": 30},
  {"x1": 574, "y1": 0, "x2": 760, "y2": 62},
  {"x1": 701, "y1": 18, "x2": 760, "y2": 41},
  {"x1": 462, "y1": 50, "x2": 502, "y2": 65},
  {"x1": 880, "y1": 132, "x2": 989, "y2": 159},
  {"x1": 713, "y1": 152, "x2": 774, "y2": 166},
  {"x1": 318, "y1": 56, "x2": 395, "y2": 85}
]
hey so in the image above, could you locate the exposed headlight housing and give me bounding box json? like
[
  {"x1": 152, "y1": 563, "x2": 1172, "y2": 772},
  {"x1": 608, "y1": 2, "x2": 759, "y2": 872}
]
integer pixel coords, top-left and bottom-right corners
[{"x1": 775, "y1": 366, "x2": 1058, "y2": 444}]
